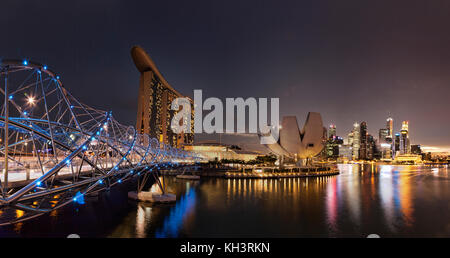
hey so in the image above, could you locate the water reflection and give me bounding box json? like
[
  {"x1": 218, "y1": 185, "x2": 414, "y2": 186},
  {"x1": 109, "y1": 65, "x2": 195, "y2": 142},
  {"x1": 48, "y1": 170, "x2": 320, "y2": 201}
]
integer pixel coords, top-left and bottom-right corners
[
  {"x1": 121, "y1": 164, "x2": 448, "y2": 237},
  {"x1": 155, "y1": 187, "x2": 196, "y2": 238}
]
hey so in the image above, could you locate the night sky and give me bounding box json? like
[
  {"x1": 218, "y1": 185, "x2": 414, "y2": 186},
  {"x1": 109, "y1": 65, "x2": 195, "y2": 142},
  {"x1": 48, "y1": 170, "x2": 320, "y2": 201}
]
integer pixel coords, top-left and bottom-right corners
[{"x1": 2, "y1": 0, "x2": 450, "y2": 152}]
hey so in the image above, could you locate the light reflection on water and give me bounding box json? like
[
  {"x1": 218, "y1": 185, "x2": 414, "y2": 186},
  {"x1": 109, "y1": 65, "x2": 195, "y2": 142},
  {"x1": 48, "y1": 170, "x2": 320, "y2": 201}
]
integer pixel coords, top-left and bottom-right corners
[
  {"x1": 2, "y1": 164, "x2": 447, "y2": 237},
  {"x1": 154, "y1": 188, "x2": 196, "y2": 238},
  {"x1": 121, "y1": 164, "x2": 448, "y2": 238}
]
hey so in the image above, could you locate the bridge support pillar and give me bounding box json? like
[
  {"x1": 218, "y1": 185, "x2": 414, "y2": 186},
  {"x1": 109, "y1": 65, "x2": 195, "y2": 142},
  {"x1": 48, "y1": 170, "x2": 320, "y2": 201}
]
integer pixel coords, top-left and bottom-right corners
[{"x1": 128, "y1": 191, "x2": 176, "y2": 203}]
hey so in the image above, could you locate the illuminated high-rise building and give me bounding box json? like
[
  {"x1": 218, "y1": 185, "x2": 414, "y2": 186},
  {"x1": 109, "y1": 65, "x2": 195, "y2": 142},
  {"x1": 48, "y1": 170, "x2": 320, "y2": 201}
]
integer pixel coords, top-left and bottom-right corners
[
  {"x1": 132, "y1": 46, "x2": 194, "y2": 148},
  {"x1": 386, "y1": 117, "x2": 393, "y2": 140},
  {"x1": 378, "y1": 128, "x2": 391, "y2": 159},
  {"x1": 325, "y1": 124, "x2": 341, "y2": 159},
  {"x1": 367, "y1": 134, "x2": 376, "y2": 160},
  {"x1": 346, "y1": 132, "x2": 354, "y2": 145},
  {"x1": 359, "y1": 121, "x2": 368, "y2": 160},
  {"x1": 352, "y1": 123, "x2": 360, "y2": 160},
  {"x1": 328, "y1": 124, "x2": 336, "y2": 140},
  {"x1": 379, "y1": 128, "x2": 388, "y2": 144},
  {"x1": 400, "y1": 121, "x2": 410, "y2": 154},
  {"x1": 401, "y1": 120, "x2": 409, "y2": 131},
  {"x1": 393, "y1": 133, "x2": 401, "y2": 156}
]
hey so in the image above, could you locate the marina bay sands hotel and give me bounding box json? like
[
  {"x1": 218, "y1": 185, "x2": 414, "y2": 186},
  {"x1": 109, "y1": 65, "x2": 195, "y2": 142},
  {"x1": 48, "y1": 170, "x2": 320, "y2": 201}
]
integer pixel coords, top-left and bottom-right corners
[{"x1": 131, "y1": 46, "x2": 194, "y2": 148}]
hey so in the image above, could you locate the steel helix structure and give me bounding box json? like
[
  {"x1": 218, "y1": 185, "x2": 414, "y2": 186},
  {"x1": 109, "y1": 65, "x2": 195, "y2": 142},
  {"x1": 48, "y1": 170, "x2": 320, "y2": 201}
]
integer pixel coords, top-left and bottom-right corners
[{"x1": 0, "y1": 59, "x2": 199, "y2": 226}]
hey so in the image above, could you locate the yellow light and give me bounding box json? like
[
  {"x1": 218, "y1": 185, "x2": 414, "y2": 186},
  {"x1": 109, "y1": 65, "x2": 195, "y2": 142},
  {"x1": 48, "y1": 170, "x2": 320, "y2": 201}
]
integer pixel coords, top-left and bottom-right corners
[{"x1": 27, "y1": 96, "x2": 35, "y2": 105}]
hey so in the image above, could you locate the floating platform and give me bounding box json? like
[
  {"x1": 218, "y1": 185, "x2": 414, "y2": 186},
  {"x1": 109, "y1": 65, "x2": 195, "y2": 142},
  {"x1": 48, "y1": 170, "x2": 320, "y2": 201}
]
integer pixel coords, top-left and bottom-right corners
[
  {"x1": 128, "y1": 191, "x2": 176, "y2": 203},
  {"x1": 176, "y1": 175, "x2": 200, "y2": 180}
]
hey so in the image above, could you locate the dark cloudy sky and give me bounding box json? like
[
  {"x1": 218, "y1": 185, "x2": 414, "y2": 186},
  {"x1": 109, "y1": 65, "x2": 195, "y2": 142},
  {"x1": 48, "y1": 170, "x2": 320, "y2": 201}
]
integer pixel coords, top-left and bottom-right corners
[{"x1": 2, "y1": 0, "x2": 450, "y2": 151}]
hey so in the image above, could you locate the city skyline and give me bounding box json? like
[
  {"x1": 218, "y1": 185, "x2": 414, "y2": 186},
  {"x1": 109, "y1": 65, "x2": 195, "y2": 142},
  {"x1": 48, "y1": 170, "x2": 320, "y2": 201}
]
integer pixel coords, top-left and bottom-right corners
[
  {"x1": 1, "y1": 1, "x2": 449, "y2": 151},
  {"x1": 327, "y1": 116, "x2": 449, "y2": 154},
  {"x1": 0, "y1": 0, "x2": 449, "y2": 241}
]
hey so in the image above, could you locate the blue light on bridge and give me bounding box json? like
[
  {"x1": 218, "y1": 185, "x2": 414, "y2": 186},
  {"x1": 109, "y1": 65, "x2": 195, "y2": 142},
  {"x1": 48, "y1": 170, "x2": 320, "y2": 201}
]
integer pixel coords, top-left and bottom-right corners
[
  {"x1": 0, "y1": 59, "x2": 195, "y2": 225},
  {"x1": 73, "y1": 191, "x2": 85, "y2": 205}
]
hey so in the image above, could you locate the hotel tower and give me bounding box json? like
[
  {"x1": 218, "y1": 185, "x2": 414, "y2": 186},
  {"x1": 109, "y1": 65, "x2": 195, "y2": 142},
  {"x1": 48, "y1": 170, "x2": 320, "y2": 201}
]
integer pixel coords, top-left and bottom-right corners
[{"x1": 131, "y1": 46, "x2": 194, "y2": 148}]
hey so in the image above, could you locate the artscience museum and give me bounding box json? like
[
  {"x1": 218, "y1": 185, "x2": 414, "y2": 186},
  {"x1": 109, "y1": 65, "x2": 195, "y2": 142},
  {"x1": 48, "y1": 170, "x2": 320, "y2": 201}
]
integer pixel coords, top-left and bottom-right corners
[{"x1": 262, "y1": 112, "x2": 327, "y2": 166}]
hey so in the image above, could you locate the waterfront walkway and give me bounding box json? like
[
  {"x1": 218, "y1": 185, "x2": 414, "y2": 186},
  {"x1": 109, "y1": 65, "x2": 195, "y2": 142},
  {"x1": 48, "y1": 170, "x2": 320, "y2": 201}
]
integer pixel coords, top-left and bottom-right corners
[{"x1": 160, "y1": 166, "x2": 340, "y2": 179}]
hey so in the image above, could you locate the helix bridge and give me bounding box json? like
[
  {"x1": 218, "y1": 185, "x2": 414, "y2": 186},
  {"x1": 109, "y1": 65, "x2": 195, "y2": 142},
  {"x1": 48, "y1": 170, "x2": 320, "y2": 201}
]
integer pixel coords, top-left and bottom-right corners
[{"x1": 0, "y1": 59, "x2": 198, "y2": 226}]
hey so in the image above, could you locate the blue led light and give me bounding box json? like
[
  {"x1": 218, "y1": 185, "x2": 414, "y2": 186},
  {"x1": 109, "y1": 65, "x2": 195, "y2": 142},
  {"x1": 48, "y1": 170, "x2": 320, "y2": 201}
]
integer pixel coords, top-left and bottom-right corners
[
  {"x1": 56, "y1": 76, "x2": 60, "y2": 79},
  {"x1": 73, "y1": 191, "x2": 85, "y2": 204},
  {"x1": 36, "y1": 181, "x2": 41, "y2": 186},
  {"x1": 43, "y1": 65, "x2": 47, "y2": 70},
  {"x1": 98, "y1": 179, "x2": 103, "y2": 184},
  {"x1": 23, "y1": 60, "x2": 28, "y2": 66},
  {"x1": 82, "y1": 145, "x2": 87, "y2": 150},
  {"x1": 23, "y1": 111, "x2": 28, "y2": 116},
  {"x1": 118, "y1": 179, "x2": 122, "y2": 183},
  {"x1": 70, "y1": 105, "x2": 74, "y2": 109},
  {"x1": 8, "y1": 95, "x2": 13, "y2": 100}
]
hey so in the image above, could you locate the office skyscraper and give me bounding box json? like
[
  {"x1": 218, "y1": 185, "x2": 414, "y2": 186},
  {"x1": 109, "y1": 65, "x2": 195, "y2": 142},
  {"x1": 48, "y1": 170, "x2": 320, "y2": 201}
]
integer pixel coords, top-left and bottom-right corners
[
  {"x1": 386, "y1": 117, "x2": 393, "y2": 141},
  {"x1": 379, "y1": 128, "x2": 389, "y2": 144},
  {"x1": 394, "y1": 133, "x2": 401, "y2": 156},
  {"x1": 352, "y1": 123, "x2": 360, "y2": 160},
  {"x1": 359, "y1": 122, "x2": 368, "y2": 160},
  {"x1": 328, "y1": 124, "x2": 336, "y2": 139},
  {"x1": 400, "y1": 121, "x2": 410, "y2": 154}
]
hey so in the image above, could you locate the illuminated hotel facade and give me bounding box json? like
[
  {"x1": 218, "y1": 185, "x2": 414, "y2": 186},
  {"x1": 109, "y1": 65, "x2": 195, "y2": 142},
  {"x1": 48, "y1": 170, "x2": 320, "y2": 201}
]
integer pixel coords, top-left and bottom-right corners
[{"x1": 131, "y1": 46, "x2": 194, "y2": 148}]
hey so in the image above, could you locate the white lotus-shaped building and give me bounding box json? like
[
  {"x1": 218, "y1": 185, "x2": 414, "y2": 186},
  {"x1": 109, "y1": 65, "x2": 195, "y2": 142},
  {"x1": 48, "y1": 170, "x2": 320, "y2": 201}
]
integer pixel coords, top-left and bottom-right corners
[{"x1": 263, "y1": 112, "x2": 327, "y2": 163}]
